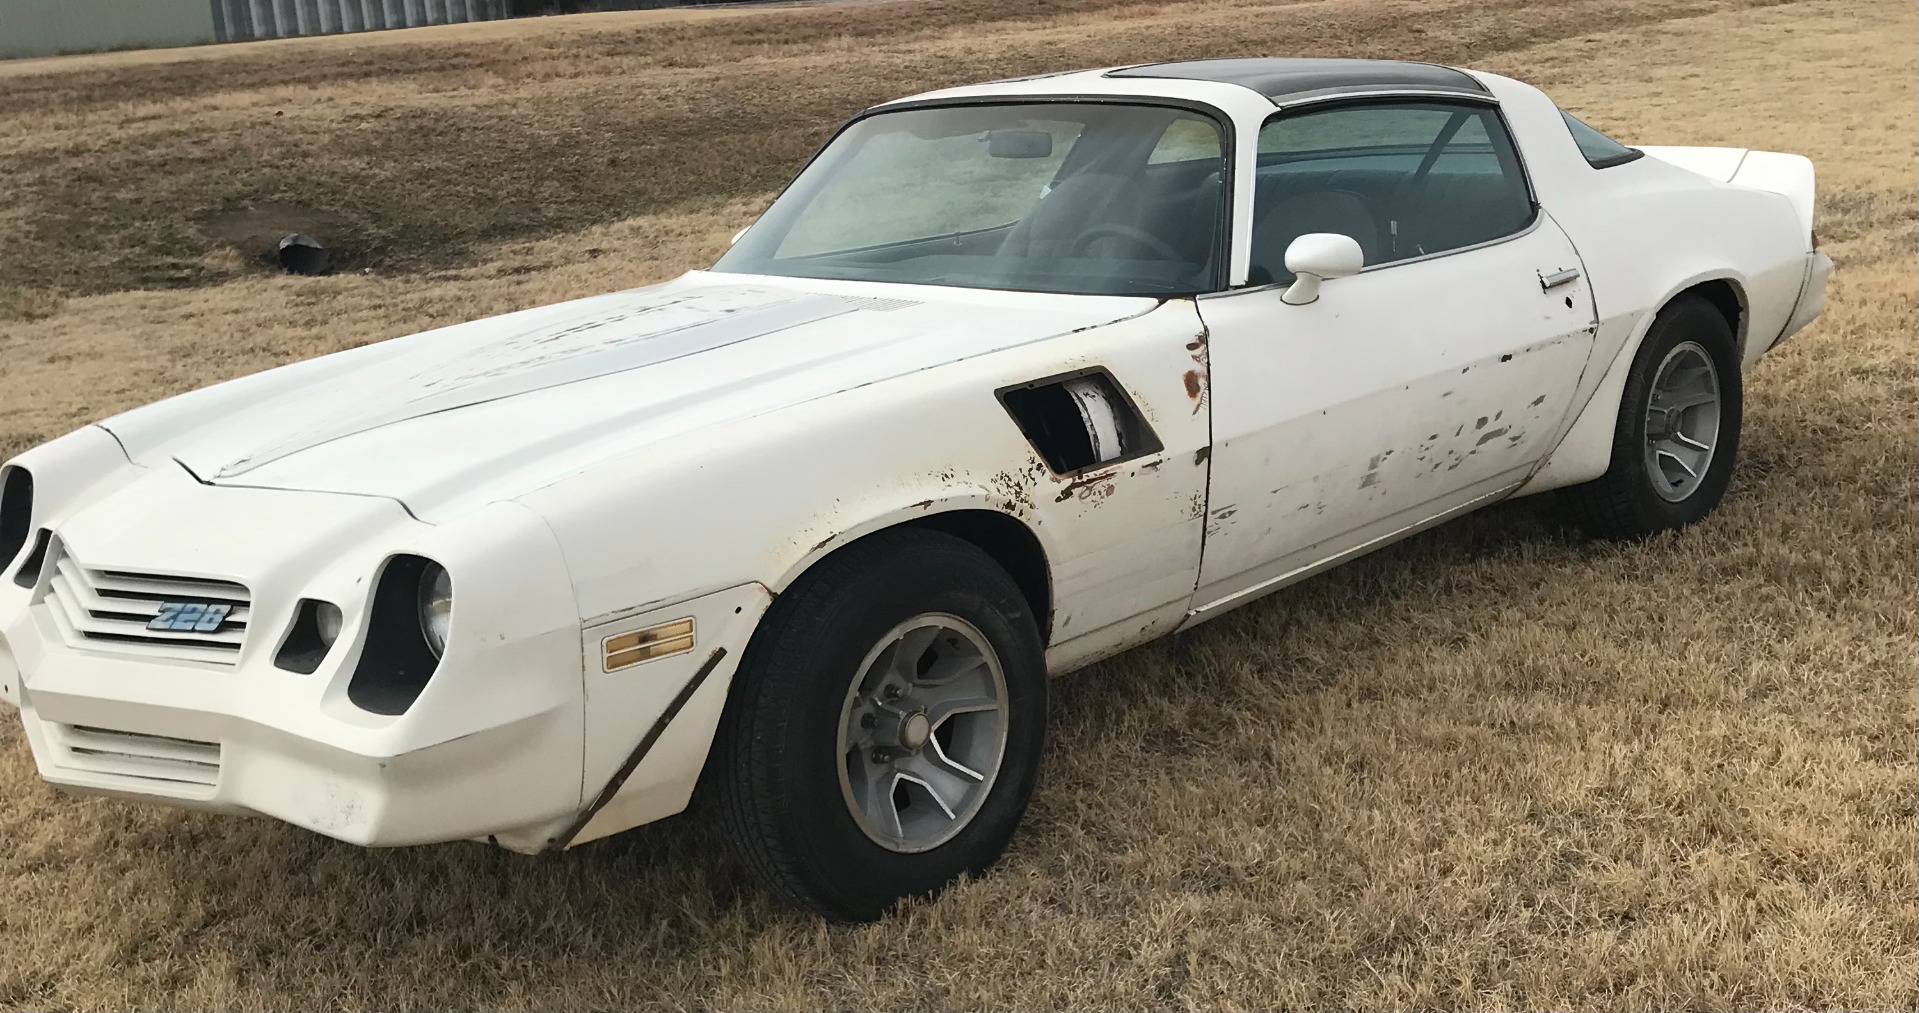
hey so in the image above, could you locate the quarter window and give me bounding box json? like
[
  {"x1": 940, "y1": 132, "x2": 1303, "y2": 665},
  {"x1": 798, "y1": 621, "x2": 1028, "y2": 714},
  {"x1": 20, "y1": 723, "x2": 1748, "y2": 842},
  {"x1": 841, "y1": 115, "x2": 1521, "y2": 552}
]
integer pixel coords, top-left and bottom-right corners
[
  {"x1": 1560, "y1": 110, "x2": 1643, "y2": 168},
  {"x1": 1248, "y1": 101, "x2": 1535, "y2": 285}
]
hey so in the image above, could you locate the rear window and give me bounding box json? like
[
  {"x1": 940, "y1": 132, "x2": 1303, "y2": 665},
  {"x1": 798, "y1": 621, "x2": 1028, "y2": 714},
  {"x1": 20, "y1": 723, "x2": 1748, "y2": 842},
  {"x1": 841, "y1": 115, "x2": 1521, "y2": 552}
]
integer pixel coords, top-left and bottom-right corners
[{"x1": 1560, "y1": 111, "x2": 1643, "y2": 168}]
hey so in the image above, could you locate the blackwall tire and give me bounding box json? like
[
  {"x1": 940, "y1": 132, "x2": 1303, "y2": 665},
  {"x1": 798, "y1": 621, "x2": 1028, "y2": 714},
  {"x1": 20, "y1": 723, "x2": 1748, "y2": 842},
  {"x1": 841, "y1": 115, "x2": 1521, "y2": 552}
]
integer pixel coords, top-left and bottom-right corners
[
  {"x1": 1556, "y1": 295, "x2": 1743, "y2": 540},
  {"x1": 710, "y1": 528, "x2": 1047, "y2": 921}
]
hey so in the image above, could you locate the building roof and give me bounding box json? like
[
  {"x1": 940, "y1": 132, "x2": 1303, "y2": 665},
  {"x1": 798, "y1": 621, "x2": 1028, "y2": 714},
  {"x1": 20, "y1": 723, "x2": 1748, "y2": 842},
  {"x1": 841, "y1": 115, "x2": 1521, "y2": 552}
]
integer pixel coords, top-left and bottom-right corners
[{"x1": 1104, "y1": 58, "x2": 1488, "y2": 103}]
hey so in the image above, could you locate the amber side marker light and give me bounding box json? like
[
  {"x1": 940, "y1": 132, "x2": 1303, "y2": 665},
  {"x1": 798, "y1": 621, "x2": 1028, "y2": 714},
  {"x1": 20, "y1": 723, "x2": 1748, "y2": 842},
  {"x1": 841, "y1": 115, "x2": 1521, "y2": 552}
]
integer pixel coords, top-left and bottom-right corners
[{"x1": 603, "y1": 618, "x2": 695, "y2": 671}]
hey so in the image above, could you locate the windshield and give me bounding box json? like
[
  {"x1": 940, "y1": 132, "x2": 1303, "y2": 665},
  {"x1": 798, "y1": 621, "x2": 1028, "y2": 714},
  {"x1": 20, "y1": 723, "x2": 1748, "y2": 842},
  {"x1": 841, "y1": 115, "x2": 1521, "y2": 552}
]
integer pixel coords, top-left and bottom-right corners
[{"x1": 713, "y1": 102, "x2": 1228, "y2": 297}]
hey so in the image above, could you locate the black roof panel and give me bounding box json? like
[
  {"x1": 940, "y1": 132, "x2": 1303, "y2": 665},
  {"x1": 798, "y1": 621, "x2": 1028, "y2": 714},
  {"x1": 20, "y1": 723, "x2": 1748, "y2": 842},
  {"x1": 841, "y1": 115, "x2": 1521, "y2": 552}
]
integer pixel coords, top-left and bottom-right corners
[{"x1": 1106, "y1": 58, "x2": 1487, "y2": 103}]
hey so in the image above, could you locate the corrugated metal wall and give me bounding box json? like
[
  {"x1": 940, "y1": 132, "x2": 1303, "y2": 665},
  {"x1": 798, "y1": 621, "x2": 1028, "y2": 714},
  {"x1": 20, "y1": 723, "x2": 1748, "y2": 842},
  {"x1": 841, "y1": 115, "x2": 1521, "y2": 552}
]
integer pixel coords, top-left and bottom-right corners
[
  {"x1": 0, "y1": 0, "x2": 513, "y2": 57},
  {"x1": 210, "y1": 0, "x2": 511, "y2": 41}
]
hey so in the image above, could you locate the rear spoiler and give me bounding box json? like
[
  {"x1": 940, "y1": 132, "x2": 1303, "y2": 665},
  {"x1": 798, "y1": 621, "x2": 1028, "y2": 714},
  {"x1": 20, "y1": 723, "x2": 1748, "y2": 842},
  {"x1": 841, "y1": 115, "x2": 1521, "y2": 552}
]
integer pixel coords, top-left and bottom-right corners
[{"x1": 1639, "y1": 145, "x2": 1816, "y2": 248}]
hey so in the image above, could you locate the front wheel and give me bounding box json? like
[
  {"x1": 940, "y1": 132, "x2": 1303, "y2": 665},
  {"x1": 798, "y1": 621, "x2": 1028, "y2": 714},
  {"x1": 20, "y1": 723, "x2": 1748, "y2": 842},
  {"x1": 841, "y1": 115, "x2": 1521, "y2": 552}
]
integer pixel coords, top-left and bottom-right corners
[
  {"x1": 710, "y1": 529, "x2": 1047, "y2": 921},
  {"x1": 1555, "y1": 294, "x2": 1743, "y2": 539}
]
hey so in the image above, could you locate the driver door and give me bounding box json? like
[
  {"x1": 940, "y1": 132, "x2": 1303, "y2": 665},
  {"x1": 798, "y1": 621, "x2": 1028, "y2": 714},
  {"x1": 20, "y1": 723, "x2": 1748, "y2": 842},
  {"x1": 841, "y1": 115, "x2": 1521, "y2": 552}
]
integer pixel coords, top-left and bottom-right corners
[{"x1": 1190, "y1": 99, "x2": 1598, "y2": 613}]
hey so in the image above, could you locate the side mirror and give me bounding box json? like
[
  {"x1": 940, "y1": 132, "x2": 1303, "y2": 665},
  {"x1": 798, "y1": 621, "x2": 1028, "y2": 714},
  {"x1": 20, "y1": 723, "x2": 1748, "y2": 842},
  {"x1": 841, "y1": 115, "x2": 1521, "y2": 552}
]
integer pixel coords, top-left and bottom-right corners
[
  {"x1": 1280, "y1": 233, "x2": 1365, "y2": 305},
  {"x1": 730, "y1": 226, "x2": 750, "y2": 246}
]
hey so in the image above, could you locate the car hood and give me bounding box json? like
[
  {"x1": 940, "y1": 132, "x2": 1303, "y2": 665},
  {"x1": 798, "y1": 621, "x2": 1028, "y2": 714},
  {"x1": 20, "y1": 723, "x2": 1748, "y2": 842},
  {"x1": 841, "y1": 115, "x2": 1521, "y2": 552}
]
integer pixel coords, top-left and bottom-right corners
[{"x1": 109, "y1": 272, "x2": 1154, "y2": 519}]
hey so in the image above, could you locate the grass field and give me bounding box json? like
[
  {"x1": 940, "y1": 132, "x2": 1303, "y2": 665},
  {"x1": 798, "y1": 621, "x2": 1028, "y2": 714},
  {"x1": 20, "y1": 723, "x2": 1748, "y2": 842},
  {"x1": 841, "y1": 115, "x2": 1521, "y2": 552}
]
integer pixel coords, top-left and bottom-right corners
[{"x1": 1, "y1": 0, "x2": 1914, "y2": 1008}]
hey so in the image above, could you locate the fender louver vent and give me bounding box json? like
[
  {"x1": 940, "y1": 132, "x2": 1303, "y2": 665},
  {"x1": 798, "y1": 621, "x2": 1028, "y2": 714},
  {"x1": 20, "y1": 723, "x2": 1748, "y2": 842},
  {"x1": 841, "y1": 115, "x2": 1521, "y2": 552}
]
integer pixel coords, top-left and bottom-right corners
[{"x1": 998, "y1": 369, "x2": 1161, "y2": 473}]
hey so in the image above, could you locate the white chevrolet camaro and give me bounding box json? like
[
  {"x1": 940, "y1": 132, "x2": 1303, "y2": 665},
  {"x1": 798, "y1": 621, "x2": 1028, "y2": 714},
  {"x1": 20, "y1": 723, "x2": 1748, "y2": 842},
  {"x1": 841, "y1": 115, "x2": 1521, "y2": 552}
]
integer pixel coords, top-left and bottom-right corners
[{"x1": 0, "y1": 59, "x2": 1830, "y2": 920}]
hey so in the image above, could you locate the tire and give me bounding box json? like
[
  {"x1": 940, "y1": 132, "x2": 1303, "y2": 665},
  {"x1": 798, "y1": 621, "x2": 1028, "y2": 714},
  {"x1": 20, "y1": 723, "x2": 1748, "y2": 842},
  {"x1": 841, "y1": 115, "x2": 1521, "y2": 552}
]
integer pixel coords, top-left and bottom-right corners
[
  {"x1": 1556, "y1": 294, "x2": 1743, "y2": 539},
  {"x1": 710, "y1": 528, "x2": 1047, "y2": 921}
]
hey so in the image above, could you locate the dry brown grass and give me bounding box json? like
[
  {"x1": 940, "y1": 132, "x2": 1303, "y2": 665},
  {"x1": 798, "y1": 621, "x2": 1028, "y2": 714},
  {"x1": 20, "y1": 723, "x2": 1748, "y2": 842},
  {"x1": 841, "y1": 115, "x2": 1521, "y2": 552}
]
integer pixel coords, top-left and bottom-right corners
[
  {"x1": 0, "y1": 0, "x2": 1914, "y2": 1009},
  {"x1": 0, "y1": 0, "x2": 1842, "y2": 296}
]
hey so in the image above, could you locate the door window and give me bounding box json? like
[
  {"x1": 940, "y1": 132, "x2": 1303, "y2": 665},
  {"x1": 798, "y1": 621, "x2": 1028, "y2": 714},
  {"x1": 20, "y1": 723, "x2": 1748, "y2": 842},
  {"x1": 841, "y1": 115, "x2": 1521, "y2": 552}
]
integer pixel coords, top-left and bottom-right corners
[{"x1": 1248, "y1": 101, "x2": 1535, "y2": 284}]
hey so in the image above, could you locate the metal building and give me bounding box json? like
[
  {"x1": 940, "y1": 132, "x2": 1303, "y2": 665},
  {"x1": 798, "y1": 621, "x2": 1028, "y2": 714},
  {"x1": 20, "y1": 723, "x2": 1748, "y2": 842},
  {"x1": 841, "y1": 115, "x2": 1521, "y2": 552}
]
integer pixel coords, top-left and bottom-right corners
[
  {"x1": 212, "y1": 0, "x2": 511, "y2": 43},
  {"x1": 1, "y1": 0, "x2": 511, "y2": 60}
]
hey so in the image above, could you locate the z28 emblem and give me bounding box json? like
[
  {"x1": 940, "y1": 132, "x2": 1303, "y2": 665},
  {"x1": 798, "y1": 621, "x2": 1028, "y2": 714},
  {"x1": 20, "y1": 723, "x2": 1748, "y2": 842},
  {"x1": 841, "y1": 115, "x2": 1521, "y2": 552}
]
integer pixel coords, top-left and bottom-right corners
[{"x1": 148, "y1": 602, "x2": 233, "y2": 633}]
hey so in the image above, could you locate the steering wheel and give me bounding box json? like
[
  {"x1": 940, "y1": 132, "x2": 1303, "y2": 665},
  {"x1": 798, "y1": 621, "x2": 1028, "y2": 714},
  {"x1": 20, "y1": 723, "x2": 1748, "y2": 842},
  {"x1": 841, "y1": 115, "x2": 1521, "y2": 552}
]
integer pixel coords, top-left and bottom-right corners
[{"x1": 1069, "y1": 224, "x2": 1184, "y2": 261}]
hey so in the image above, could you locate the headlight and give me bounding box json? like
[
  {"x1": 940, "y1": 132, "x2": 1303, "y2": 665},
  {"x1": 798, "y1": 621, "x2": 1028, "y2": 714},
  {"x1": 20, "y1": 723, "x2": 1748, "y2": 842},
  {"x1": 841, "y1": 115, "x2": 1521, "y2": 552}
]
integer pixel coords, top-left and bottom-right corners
[
  {"x1": 417, "y1": 563, "x2": 452, "y2": 657},
  {"x1": 315, "y1": 601, "x2": 343, "y2": 647}
]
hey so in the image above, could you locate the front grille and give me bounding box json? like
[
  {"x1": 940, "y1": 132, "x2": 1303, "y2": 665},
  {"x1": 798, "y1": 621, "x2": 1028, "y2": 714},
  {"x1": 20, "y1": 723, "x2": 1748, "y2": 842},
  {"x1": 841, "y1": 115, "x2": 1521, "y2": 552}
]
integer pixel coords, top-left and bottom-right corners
[
  {"x1": 49, "y1": 723, "x2": 221, "y2": 790},
  {"x1": 41, "y1": 548, "x2": 252, "y2": 665}
]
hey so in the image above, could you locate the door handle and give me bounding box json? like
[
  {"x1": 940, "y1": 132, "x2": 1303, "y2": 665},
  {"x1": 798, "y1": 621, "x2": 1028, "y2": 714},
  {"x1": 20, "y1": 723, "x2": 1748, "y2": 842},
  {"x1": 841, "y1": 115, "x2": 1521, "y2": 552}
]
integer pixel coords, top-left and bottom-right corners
[{"x1": 1540, "y1": 268, "x2": 1581, "y2": 291}]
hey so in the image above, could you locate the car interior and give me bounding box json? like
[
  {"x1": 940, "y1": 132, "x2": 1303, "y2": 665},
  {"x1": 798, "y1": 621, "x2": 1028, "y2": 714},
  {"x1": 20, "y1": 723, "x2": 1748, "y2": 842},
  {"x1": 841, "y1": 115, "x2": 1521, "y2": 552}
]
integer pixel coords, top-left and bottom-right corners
[
  {"x1": 880, "y1": 113, "x2": 1535, "y2": 291},
  {"x1": 993, "y1": 161, "x2": 1224, "y2": 277},
  {"x1": 722, "y1": 102, "x2": 1535, "y2": 297},
  {"x1": 1246, "y1": 147, "x2": 1537, "y2": 285}
]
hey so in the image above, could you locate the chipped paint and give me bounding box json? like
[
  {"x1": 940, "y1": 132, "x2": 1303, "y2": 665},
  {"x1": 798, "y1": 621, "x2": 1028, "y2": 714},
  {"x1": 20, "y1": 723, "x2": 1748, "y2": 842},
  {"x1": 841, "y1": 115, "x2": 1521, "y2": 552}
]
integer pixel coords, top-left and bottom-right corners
[
  {"x1": 1357, "y1": 452, "x2": 1390, "y2": 490},
  {"x1": 1054, "y1": 472, "x2": 1118, "y2": 505},
  {"x1": 989, "y1": 467, "x2": 1038, "y2": 517},
  {"x1": 1181, "y1": 329, "x2": 1211, "y2": 415}
]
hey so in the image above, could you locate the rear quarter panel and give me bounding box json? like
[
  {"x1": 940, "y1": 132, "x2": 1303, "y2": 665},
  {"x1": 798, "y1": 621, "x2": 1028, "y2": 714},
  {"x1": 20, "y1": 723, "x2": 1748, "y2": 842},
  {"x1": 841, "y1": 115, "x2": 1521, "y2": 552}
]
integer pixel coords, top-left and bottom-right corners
[{"x1": 1474, "y1": 72, "x2": 1813, "y2": 493}]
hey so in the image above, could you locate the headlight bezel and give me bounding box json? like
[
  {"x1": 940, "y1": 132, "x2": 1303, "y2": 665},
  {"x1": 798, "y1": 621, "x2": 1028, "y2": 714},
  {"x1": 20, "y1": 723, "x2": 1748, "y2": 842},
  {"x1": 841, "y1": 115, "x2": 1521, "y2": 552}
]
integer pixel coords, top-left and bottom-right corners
[
  {"x1": 346, "y1": 553, "x2": 451, "y2": 717},
  {"x1": 274, "y1": 598, "x2": 344, "y2": 676},
  {"x1": 0, "y1": 465, "x2": 33, "y2": 577}
]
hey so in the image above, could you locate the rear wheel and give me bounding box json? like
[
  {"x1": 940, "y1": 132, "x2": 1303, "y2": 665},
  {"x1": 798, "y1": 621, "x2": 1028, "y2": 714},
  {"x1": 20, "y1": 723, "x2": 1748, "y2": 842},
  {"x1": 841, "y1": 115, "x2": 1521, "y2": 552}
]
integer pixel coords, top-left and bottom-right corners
[
  {"x1": 711, "y1": 529, "x2": 1046, "y2": 921},
  {"x1": 1556, "y1": 295, "x2": 1742, "y2": 539}
]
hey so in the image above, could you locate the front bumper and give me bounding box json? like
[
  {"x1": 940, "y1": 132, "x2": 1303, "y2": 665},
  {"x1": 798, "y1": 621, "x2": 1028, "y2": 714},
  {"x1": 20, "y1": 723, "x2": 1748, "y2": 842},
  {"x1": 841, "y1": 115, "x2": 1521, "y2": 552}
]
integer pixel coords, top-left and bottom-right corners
[
  {"x1": 10, "y1": 677, "x2": 577, "y2": 851},
  {"x1": 1, "y1": 450, "x2": 587, "y2": 853}
]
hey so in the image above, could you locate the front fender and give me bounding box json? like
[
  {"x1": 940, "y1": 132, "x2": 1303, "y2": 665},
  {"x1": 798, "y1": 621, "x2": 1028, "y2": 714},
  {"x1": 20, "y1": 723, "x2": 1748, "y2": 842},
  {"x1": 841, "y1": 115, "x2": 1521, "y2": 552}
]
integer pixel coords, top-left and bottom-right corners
[{"x1": 520, "y1": 300, "x2": 1215, "y2": 841}]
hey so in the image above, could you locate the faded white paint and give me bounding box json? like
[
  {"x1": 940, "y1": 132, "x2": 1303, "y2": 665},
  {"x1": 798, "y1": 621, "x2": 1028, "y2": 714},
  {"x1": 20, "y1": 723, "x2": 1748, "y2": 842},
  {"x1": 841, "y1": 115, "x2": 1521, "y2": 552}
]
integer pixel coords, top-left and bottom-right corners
[
  {"x1": 0, "y1": 66, "x2": 1827, "y2": 851},
  {"x1": 1192, "y1": 214, "x2": 1594, "y2": 611}
]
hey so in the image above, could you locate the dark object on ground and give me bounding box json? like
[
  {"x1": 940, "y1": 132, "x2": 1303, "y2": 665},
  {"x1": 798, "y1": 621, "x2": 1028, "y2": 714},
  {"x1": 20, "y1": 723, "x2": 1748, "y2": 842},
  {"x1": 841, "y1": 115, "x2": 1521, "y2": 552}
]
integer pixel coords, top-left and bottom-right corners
[{"x1": 277, "y1": 234, "x2": 330, "y2": 275}]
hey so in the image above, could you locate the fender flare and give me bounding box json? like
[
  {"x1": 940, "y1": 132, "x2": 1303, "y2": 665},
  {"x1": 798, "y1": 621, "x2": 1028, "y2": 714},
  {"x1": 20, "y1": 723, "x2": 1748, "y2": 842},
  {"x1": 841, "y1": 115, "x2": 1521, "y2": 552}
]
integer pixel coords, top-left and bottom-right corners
[{"x1": 770, "y1": 489, "x2": 1041, "y2": 591}]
